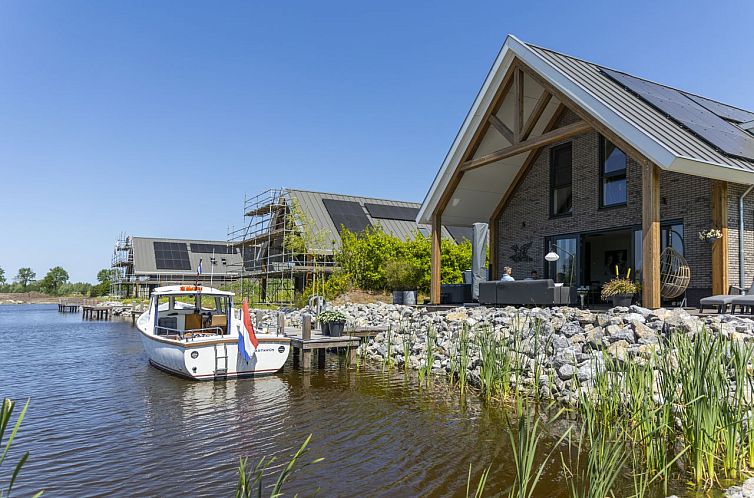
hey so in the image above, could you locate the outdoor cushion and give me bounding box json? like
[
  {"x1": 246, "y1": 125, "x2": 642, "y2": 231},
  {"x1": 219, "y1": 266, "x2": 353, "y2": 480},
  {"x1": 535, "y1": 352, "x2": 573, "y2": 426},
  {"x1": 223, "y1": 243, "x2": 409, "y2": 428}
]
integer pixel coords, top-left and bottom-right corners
[
  {"x1": 730, "y1": 295, "x2": 754, "y2": 313},
  {"x1": 699, "y1": 295, "x2": 738, "y2": 313}
]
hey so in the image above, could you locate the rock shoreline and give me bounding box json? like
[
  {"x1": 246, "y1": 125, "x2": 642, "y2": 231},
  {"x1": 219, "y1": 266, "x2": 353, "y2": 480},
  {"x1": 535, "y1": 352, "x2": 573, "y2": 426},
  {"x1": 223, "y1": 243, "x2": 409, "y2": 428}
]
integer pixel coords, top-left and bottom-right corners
[{"x1": 262, "y1": 303, "x2": 754, "y2": 406}]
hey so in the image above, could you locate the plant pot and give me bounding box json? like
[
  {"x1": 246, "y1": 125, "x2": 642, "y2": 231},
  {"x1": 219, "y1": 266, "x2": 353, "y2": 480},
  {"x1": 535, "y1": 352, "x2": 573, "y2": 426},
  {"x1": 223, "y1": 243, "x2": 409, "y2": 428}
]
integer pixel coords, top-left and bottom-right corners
[
  {"x1": 329, "y1": 321, "x2": 345, "y2": 337},
  {"x1": 402, "y1": 290, "x2": 417, "y2": 306},
  {"x1": 610, "y1": 294, "x2": 633, "y2": 308},
  {"x1": 321, "y1": 321, "x2": 330, "y2": 336},
  {"x1": 392, "y1": 291, "x2": 404, "y2": 305},
  {"x1": 705, "y1": 237, "x2": 719, "y2": 244}
]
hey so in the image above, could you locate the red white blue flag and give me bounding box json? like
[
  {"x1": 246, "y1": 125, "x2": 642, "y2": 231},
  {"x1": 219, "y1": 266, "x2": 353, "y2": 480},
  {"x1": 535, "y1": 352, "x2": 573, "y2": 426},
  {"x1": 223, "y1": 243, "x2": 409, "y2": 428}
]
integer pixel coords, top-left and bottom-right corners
[{"x1": 238, "y1": 298, "x2": 259, "y2": 361}]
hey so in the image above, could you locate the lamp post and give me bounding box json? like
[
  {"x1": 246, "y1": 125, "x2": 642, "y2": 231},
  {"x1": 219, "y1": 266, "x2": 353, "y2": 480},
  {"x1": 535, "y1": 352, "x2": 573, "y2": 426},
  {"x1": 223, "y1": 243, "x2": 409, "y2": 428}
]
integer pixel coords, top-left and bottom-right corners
[{"x1": 544, "y1": 243, "x2": 575, "y2": 288}]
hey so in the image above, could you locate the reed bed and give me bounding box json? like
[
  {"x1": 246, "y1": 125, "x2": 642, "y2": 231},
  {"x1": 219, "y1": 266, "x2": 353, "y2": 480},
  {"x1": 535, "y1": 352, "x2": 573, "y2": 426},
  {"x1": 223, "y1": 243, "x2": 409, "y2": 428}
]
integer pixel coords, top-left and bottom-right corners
[{"x1": 371, "y1": 314, "x2": 754, "y2": 494}]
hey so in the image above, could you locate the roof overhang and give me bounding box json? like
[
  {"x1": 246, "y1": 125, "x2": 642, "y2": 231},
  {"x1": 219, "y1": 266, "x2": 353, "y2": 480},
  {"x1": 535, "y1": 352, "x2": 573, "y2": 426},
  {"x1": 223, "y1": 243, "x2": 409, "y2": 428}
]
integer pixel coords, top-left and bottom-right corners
[{"x1": 417, "y1": 35, "x2": 754, "y2": 225}]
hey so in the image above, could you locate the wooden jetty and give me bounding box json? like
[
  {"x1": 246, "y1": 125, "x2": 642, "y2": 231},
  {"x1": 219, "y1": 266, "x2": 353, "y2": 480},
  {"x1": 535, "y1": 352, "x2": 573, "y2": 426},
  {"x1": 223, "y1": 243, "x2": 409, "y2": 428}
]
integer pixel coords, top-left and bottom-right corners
[
  {"x1": 82, "y1": 299, "x2": 113, "y2": 320},
  {"x1": 271, "y1": 312, "x2": 388, "y2": 371},
  {"x1": 58, "y1": 298, "x2": 82, "y2": 313}
]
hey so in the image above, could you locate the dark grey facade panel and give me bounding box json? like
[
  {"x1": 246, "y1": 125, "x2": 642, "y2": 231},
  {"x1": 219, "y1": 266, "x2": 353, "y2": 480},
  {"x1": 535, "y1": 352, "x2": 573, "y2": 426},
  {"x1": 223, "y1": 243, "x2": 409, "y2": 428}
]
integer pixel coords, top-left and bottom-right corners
[
  {"x1": 363, "y1": 203, "x2": 420, "y2": 221},
  {"x1": 601, "y1": 68, "x2": 754, "y2": 161}
]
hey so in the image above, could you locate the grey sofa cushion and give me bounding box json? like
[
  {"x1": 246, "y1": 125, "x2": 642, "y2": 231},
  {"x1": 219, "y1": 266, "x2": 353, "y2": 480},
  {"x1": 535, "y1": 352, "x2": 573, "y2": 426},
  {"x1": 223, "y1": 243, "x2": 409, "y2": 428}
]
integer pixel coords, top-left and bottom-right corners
[{"x1": 478, "y1": 279, "x2": 571, "y2": 306}]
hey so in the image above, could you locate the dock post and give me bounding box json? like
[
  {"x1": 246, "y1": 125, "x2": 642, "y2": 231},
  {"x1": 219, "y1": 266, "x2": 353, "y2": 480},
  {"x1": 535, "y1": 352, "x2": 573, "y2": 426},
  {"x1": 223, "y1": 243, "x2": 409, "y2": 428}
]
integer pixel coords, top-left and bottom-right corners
[
  {"x1": 277, "y1": 313, "x2": 285, "y2": 336},
  {"x1": 255, "y1": 310, "x2": 264, "y2": 328},
  {"x1": 302, "y1": 314, "x2": 311, "y2": 340}
]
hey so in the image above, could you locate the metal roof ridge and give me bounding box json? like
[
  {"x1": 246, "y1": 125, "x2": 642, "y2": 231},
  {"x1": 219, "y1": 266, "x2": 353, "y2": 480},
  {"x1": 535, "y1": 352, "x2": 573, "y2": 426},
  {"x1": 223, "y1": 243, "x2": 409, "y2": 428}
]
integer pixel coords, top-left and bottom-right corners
[
  {"x1": 285, "y1": 188, "x2": 422, "y2": 206},
  {"x1": 525, "y1": 42, "x2": 754, "y2": 116}
]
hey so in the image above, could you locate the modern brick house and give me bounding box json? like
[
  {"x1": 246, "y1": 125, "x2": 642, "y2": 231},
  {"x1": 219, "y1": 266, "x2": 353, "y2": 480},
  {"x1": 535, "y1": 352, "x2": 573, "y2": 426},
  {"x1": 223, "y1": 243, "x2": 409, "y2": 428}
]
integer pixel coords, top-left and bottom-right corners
[{"x1": 418, "y1": 35, "x2": 754, "y2": 307}]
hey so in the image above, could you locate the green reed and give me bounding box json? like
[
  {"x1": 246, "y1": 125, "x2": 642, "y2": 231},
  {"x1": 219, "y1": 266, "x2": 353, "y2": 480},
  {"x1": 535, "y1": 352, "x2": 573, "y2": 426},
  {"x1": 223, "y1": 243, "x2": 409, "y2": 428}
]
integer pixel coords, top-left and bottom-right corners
[
  {"x1": 1, "y1": 398, "x2": 42, "y2": 498},
  {"x1": 401, "y1": 323, "x2": 413, "y2": 373},
  {"x1": 236, "y1": 434, "x2": 323, "y2": 498},
  {"x1": 383, "y1": 326, "x2": 395, "y2": 371},
  {"x1": 418, "y1": 325, "x2": 437, "y2": 387}
]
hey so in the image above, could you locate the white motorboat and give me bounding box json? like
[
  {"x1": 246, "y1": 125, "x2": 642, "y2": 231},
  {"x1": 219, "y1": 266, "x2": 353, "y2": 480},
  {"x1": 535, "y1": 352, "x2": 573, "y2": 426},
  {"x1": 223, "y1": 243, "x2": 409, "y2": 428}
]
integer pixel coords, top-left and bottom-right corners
[{"x1": 136, "y1": 285, "x2": 290, "y2": 380}]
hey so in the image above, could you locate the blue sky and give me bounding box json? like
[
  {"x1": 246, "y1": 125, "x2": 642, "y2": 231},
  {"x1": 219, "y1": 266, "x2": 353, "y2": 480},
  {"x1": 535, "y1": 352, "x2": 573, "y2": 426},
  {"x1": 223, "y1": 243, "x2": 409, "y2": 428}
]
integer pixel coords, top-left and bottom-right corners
[{"x1": 1, "y1": 1, "x2": 753, "y2": 282}]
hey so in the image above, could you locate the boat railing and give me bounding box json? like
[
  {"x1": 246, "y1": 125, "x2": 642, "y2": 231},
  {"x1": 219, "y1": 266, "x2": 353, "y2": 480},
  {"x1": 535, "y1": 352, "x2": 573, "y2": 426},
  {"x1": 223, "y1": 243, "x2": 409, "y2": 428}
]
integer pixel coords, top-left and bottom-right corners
[{"x1": 155, "y1": 326, "x2": 225, "y2": 340}]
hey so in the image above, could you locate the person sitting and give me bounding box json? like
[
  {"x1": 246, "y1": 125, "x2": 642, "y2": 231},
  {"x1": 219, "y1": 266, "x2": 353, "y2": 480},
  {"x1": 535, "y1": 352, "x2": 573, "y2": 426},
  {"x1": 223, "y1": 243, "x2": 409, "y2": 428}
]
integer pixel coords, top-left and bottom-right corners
[
  {"x1": 526, "y1": 270, "x2": 539, "y2": 280},
  {"x1": 500, "y1": 266, "x2": 515, "y2": 282}
]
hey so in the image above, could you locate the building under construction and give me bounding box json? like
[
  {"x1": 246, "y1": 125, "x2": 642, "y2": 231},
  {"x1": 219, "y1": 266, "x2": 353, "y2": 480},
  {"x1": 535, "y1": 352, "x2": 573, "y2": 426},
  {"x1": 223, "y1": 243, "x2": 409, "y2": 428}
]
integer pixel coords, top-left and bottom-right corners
[
  {"x1": 227, "y1": 188, "x2": 470, "y2": 304},
  {"x1": 110, "y1": 233, "x2": 242, "y2": 298}
]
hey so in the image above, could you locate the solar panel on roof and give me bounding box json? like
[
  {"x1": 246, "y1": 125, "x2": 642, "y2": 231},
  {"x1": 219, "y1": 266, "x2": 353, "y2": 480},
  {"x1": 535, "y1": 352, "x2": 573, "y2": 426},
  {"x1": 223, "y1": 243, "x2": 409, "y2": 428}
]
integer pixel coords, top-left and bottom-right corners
[
  {"x1": 446, "y1": 226, "x2": 473, "y2": 244},
  {"x1": 682, "y1": 93, "x2": 754, "y2": 124},
  {"x1": 363, "y1": 203, "x2": 420, "y2": 221},
  {"x1": 322, "y1": 199, "x2": 372, "y2": 235},
  {"x1": 601, "y1": 68, "x2": 754, "y2": 161},
  {"x1": 190, "y1": 243, "x2": 235, "y2": 254},
  {"x1": 153, "y1": 242, "x2": 191, "y2": 271}
]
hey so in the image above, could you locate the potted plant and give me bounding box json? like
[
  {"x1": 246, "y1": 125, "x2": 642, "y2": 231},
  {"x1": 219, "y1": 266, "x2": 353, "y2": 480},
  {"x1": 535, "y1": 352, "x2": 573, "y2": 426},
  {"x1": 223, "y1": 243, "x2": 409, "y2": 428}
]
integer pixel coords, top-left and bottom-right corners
[
  {"x1": 601, "y1": 273, "x2": 638, "y2": 308},
  {"x1": 319, "y1": 309, "x2": 348, "y2": 337},
  {"x1": 385, "y1": 259, "x2": 420, "y2": 305},
  {"x1": 699, "y1": 228, "x2": 723, "y2": 244}
]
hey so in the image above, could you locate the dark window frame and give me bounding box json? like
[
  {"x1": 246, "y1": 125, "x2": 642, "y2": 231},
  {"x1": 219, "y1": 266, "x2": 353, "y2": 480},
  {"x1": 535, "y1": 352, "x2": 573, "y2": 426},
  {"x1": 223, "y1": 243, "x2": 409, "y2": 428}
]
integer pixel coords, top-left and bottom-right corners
[
  {"x1": 599, "y1": 136, "x2": 628, "y2": 208},
  {"x1": 549, "y1": 142, "x2": 573, "y2": 218}
]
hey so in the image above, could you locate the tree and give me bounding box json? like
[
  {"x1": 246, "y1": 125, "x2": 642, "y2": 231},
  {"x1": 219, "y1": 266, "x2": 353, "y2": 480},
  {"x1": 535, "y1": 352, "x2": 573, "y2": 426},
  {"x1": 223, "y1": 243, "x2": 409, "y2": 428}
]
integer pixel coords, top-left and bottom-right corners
[
  {"x1": 92, "y1": 269, "x2": 112, "y2": 296},
  {"x1": 15, "y1": 268, "x2": 36, "y2": 292},
  {"x1": 0, "y1": 266, "x2": 5, "y2": 286},
  {"x1": 39, "y1": 266, "x2": 69, "y2": 295}
]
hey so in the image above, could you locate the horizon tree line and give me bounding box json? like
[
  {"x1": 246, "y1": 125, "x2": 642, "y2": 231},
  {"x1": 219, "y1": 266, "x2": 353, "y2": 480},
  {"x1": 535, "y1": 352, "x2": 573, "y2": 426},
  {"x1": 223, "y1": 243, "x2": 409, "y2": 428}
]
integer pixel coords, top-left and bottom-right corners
[{"x1": 0, "y1": 265, "x2": 113, "y2": 296}]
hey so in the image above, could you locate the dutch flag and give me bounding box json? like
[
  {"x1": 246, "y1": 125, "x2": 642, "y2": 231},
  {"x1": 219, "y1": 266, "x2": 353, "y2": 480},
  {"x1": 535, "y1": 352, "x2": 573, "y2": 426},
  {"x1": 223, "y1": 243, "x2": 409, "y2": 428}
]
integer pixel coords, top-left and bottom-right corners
[{"x1": 238, "y1": 298, "x2": 259, "y2": 362}]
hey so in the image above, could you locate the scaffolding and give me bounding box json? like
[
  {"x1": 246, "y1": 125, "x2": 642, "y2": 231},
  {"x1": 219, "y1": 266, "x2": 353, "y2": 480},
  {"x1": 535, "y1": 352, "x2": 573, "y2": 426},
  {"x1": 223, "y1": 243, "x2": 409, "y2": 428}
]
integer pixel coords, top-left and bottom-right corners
[
  {"x1": 227, "y1": 188, "x2": 336, "y2": 305},
  {"x1": 110, "y1": 232, "x2": 134, "y2": 298}
]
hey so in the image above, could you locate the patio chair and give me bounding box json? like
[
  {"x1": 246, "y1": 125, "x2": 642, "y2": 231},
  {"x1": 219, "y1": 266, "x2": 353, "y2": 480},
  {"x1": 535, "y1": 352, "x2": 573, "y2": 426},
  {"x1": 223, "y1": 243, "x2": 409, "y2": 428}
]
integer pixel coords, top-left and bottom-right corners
[
  {"x1": 699, "y1": 277, "x2": 754, "y2": 314},
  {"x1": 731, "y1": 295, "x2": 754, "y2": 315}
]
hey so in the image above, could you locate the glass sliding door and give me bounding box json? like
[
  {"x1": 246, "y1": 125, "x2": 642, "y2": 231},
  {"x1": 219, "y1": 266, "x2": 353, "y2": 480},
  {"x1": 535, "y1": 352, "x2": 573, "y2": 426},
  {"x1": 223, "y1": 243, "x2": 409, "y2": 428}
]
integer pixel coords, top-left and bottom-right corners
[
  {"x1": 632, "y1": 221, "x2": 684, "y2": 283},
  {"x1": 546, "y1": 236, "x2": 578, "y2": 286}
]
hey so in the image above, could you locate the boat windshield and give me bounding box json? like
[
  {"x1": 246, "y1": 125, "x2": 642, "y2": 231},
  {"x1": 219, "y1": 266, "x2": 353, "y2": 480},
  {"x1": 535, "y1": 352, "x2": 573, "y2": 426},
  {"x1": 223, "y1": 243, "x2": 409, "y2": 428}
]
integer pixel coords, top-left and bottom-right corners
[{"x1": 152, "y1": 293, "x2": 232, "y2": 339}]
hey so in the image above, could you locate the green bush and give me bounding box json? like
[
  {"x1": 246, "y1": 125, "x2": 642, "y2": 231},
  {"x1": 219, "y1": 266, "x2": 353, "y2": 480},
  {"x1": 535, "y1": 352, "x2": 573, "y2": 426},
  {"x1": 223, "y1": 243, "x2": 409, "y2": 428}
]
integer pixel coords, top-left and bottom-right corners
[
  {"x1": 384, "y1": 259, "x2": 420, "y2": 290},
  {"x1": 334, "y1": 226, "x2": 473, "y2": 294}
]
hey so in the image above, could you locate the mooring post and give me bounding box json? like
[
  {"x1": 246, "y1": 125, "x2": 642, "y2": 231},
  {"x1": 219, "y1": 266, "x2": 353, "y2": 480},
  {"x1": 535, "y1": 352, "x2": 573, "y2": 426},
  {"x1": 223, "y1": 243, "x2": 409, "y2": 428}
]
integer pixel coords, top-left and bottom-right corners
[
  {"x1": 255, "y1": 310, "x2": 264, "y2": 329},
  {"x1": 277, "y1": 312, "x2": 285, "y2": 336},
  {"x1": 302, "y1": 314, "x2": 312, "y2": 340}
]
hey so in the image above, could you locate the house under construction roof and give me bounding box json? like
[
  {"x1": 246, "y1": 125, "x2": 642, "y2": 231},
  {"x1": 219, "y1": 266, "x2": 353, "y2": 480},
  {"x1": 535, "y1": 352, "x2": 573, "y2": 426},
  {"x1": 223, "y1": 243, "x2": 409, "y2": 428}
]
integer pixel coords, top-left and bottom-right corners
[{"x1": 228, "y1": 188, "x2": 470, "y2": 304}]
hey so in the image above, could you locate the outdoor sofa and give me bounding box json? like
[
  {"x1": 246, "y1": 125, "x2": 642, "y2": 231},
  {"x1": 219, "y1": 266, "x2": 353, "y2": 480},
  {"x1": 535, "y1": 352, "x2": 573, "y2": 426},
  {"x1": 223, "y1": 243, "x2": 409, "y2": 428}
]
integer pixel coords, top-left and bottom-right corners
[
  {"x1": 699, "y1": 278, "x2": 754, "y2": 314},
  {"x1": 478, "y1": 279, "x2": 571, "y2": 306}
]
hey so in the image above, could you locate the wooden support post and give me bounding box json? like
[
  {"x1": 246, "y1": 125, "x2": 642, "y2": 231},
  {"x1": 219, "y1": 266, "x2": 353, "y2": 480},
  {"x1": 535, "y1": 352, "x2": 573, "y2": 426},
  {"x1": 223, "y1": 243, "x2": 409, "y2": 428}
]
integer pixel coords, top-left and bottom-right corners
[
  {"x1": 712, "y1": 181, "x2": 730, "y2": 295},
  {"x1": 431, "y1": 212, "x2": 442, "y2": 304},
  {"x1": 514, "y1": 68, "x2": 524, "y2": 143},
  {"x1": 317, "y1": 349, "x2": 326, "y2": 369},
  {"x1": 292, "y1": 347, "x2": 300, "y2": 368},
  {"x1": 642, "y1": 163, "x2": 661, "y2": 308},
  {"x1": 301, "y1": 349, "x2": 312, "y2": 371},
  {"x1": 277, "y1": 312, "x2": 286, "y2": 336},
  {"x1": 302, "y1": 314, "x2": 312, "y2": 340}
]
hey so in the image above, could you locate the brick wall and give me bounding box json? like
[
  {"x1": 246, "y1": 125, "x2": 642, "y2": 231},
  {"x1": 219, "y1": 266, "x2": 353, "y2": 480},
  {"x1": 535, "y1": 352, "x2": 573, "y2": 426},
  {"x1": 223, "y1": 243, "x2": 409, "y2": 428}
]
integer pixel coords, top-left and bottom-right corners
[{"x1": 494, "y1": 110, "x2": 724, "y2": 305}]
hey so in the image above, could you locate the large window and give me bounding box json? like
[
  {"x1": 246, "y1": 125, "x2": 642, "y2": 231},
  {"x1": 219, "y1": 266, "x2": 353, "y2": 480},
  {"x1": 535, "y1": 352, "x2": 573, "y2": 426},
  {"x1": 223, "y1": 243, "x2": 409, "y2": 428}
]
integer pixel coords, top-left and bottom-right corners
[
  {"x1": 550, "y1": 143, "x2": 573, "y2": 216},
  {"x1": 600, "y1": 136, "x2": 627, "y2": 207},
  {"x1": 632, "y1": 222, "x2": 684, "y2": 282},
  {"x1": 546, "y1": 236, "x2": 577, "y2": 286}
]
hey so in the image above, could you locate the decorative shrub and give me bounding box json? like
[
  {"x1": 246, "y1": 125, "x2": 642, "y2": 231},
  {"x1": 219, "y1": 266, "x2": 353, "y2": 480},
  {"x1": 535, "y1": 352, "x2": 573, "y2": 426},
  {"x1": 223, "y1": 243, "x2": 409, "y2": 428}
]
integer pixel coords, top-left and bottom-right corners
[
  {"x1": 384, "y1": 259, "x2": 420, "y2": 291},
  {"x1": 601, "y1": 278, "x2": 639, "y2": 300},
  {"x1": 318, "y1": 310, "x2": 347, "y2": 323},
  {"x1": 698, "y1": 228, "x2": 723, "y2": 242}
]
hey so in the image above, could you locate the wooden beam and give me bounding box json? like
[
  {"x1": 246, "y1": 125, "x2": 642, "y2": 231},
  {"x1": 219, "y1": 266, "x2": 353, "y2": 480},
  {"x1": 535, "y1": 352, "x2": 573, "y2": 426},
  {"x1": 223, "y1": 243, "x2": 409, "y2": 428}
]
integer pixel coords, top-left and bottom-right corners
[
  {"x1": 516, "y1": 58, "x2": 653, "y2": 167},
  {"x1": 514, "y1": 68, "x2": 524, "y2": 142},
  {"x1": 460, "y1": 120, "x2": 590, "y2": 172},
  {"x1": 488, "y1": 114, "x2": 514, "y2": 144},
  {"x1": 490, "y1": 104, "x2": 568, "y2": 223},
  {"x1": 435, "y1": 61, "x2": 518, "y2": 215},
  {"x1": 521, "y1": 91, "x2": 552, "y2": 141},
  {"x1": 712, "y1": 181, "x2": 729, "y2": 295},
  {"x1": 430, "y1": 213, "x2": 442, "y2": 305},
  {"x1": 642, "y1": 162, "x2": 661, "y2": 309}
]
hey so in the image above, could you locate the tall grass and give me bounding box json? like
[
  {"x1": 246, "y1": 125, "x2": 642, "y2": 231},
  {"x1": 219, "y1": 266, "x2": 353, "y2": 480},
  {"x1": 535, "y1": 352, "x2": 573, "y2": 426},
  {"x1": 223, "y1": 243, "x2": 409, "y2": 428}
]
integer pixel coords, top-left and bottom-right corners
[
  {"x1": 1, "y1": 398, "x2": 42, "y2": 497},
  {"x1": 236, "y1": 434, "x2": 323, "y2": 498}
]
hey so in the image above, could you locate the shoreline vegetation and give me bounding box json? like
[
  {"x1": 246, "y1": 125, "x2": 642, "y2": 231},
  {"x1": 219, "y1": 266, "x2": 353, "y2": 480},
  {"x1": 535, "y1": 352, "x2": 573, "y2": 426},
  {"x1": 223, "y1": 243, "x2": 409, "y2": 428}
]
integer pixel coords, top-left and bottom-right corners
[{"x1": 259, "y1": 302, "x2": 754, "y2": 496}]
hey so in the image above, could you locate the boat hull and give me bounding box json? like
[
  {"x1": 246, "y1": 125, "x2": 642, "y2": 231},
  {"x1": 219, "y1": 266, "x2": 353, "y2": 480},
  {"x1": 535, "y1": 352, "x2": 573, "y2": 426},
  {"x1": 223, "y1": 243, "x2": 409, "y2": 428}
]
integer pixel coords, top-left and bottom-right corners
[{"x1": 138, "y1": 329, "x2": 290, "y2": 381}]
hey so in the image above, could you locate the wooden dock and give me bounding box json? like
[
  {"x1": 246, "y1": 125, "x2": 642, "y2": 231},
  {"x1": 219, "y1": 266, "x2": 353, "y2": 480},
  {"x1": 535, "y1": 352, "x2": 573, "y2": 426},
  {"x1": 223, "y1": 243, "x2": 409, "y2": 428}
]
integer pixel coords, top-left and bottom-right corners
[
  {"x1": 57, "y1": 298, "x2": 82, "y2": 313},
  {"x1": 82, "y1": 299, "x2": 113, "y2": 320},
  {"x1": 279, "y1": 314, "x2": 383, "y2": 371}
]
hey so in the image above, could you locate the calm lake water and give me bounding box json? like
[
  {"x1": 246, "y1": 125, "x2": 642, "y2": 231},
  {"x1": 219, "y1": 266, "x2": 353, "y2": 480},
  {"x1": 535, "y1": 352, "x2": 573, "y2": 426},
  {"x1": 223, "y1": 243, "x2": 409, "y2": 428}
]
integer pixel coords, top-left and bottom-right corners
[{"x1": 0, "y1": 305, "x2": 711, "y2": 497}]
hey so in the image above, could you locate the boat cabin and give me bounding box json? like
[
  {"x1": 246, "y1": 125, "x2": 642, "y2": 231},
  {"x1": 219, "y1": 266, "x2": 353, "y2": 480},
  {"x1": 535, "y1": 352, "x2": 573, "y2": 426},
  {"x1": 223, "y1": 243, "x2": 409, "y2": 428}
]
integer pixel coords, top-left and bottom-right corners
[{"x1": 148, "y1": 286, "x2": 233, "y2": 339}]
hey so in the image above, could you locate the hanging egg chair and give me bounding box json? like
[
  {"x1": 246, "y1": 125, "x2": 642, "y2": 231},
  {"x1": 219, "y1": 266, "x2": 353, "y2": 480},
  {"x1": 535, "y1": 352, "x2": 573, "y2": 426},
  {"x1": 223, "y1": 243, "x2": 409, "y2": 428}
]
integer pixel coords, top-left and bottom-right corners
[{"x1": 660, "y1": 246, "x2": 691, "y2": 300}]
